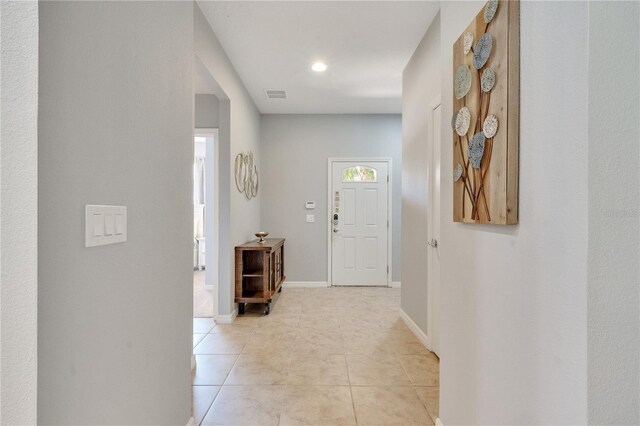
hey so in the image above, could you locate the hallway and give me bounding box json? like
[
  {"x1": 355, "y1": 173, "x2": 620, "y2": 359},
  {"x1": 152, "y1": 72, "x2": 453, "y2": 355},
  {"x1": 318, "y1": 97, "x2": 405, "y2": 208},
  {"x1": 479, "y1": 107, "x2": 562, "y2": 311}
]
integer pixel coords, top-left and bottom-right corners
[{"x1": 192, "y1": 287, "x2": 439, "y2": 425}]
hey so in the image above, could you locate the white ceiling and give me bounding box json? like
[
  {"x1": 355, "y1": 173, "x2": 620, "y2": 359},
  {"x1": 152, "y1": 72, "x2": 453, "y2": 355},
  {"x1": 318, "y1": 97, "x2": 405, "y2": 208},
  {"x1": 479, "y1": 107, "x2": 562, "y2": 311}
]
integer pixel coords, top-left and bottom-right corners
[{"x1": 197, "y1": 1, "x2": 440, "y2": 114}]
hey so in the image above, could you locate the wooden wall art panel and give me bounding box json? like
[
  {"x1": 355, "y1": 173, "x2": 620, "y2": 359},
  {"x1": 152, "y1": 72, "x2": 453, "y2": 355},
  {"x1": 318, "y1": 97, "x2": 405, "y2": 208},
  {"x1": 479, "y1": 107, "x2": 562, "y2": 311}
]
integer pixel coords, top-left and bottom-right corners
[{"x1": 452, "y1": 0, "x2": 519, "y2": 224}]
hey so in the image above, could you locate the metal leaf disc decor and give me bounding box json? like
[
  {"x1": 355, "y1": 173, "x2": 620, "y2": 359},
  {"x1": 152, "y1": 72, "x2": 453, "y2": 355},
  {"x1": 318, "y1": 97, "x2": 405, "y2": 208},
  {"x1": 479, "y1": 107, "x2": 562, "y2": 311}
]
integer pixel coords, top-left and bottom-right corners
[
  {"x1": 455, "y1": 107, "x2": 471, "y2": 136},
  {"x1": 453, "y1": 163, "x2": 464, "y2": 182},
  {"x1": 452, "y1": 0, "x2": 520, "y2": 225},
  {"x1": 483, "y1": 114, "x2": 499, "y2": 138},
  {"x1": 454, "y1": 64, "x2": 472, "y2": 99},
  {"x1": 484, "y1": 0, "x2": 498, "y2": 23},
  {"x1": 473, "y1": 33, "x2": 493, "y2": 70},
  {"x1": 481, "y1": 68, "x2": 496, "y2": 92},
  {"x1": 463, "y1": 32, "x2": 474, "y2": 55},
  {"x1": 469, "y1": 132, "x2": 486, "y2": 169}
]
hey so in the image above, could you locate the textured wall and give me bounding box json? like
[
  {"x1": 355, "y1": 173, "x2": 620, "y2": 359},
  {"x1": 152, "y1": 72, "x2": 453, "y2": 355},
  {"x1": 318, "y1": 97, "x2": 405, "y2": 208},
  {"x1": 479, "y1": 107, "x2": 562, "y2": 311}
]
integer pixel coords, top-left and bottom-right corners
[
  {"x1": 0, "y1": 1, "x2": 39, "y2": 423},
  {"x1": 438, "y1": 1, "x2": 589, "y2": 423},
  {"x1": 587, "y1": 1, "x2": 640, "y2": 423},
  {"x1": 401, "y1": 12, "x2": 441, "y2": 336},
  {"x1": 38, "y1": 2, "x2": 193, "y2": 423}
]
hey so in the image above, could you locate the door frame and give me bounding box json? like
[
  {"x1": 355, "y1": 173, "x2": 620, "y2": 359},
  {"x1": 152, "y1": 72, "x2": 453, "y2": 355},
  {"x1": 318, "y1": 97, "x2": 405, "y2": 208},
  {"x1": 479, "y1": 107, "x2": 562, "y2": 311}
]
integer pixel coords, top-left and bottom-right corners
[
  {"x1": 327, "y1": 157, "x2": 393, "y2": 288},
  {"x1": 194, "y1": 128, "x2": 219, "y2": 317},
  {"x1": 426, "y1": 96, "x2": 441, "y2": 353}
]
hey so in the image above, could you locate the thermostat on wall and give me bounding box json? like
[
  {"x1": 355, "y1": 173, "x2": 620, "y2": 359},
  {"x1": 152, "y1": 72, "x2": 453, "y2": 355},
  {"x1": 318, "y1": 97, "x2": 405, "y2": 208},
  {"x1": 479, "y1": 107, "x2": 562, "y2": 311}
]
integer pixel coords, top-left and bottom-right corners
[{"x1": 305, "y1": 201, "x2": 315, "y2": 210}]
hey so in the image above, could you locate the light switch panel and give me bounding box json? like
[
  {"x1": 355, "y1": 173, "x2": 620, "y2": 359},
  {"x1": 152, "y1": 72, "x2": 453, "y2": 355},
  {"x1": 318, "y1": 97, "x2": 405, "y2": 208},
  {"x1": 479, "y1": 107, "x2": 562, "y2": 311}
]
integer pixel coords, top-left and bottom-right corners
[
  {"x1": 306, "y1": 214, "x2": 315, "y2": 223},
  {"x1": 85, "y1": 205, "x2": 127, "y2": 247}
]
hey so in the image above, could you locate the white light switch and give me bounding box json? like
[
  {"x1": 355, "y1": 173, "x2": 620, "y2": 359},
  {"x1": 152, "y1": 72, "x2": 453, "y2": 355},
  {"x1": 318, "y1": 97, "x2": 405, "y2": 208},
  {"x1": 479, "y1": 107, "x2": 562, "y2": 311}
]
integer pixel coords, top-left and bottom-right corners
[
  {"x1": 306, "y1": 214, "x2": 315, "y2": 223},
  {"x1": 93, "y1": 214, "x2": 104, "y2": 237},
  {"x1": 85, "y1": 205, "x2": 127, "y2": 247},
  {"x1": 115, "y1": 214, "x2": 125, "y2": 235},
  {"x1": 104, "y1": 214, "x2": 115, "y2": 236}
]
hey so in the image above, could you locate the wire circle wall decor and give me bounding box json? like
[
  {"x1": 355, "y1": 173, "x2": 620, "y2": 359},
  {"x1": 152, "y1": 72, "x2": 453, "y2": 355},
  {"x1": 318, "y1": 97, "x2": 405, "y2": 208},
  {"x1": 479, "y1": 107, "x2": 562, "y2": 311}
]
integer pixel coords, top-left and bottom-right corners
[{"x1": 234, "y1": 151, "x2": 259, "y2": 200}]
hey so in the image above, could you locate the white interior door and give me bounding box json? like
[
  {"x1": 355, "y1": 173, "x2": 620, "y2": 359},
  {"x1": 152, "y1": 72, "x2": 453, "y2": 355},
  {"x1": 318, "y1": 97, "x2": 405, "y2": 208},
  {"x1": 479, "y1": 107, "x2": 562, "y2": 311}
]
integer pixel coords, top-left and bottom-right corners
[
  {"x1": 331, "y1": 161, "x2": 389, "y2": 286},
  {"x1": 428, "y1": 105, "x2": 442, "y2": 356}
]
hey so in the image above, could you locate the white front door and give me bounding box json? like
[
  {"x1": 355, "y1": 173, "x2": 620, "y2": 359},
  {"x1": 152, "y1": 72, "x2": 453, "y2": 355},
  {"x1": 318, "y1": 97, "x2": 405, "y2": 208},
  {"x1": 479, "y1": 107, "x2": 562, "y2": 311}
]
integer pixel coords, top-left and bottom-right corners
[
  {"x1": 331, "y1": 161, "x2": 389, "y2": 286},
  {"x1": 427, "y1": 104, "x2": 442, "y2": 356}
]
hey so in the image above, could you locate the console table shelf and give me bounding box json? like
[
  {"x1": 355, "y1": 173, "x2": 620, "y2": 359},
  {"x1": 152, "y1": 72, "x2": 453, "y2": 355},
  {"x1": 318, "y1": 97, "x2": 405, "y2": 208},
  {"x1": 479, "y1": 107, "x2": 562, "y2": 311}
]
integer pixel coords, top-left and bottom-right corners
[{"x1": 234, "y1": 238, "x2": 285, "y2": 315}]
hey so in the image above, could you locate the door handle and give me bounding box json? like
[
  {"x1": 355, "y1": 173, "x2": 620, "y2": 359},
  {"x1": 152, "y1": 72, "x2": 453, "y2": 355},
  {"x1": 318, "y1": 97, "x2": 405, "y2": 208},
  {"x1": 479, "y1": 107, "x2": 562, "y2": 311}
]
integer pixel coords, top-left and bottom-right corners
[
  {"x1": 333, "y1": 229, "x2": 339, "y2": 233},
  {"x1": 428, "y1": 239, "x2": 438, "y2": 248}
]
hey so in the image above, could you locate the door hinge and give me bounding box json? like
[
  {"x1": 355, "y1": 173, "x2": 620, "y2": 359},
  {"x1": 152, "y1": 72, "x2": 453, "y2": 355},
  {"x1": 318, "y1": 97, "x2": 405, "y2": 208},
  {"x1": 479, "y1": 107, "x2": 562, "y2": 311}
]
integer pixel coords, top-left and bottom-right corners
[
  {"x1": 387, "y1": 175, "x2": 389, "y2": 183},
  {"x1": 387, "y1": 266, "x2": 389, "y2": 274},
  {"x1": 387, "y1": 220, "x2": 389, "y2": 228}
]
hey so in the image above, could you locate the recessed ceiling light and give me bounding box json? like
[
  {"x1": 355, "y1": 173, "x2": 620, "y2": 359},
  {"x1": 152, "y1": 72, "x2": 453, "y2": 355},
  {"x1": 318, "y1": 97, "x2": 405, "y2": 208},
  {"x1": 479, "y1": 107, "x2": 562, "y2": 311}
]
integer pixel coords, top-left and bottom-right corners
[{"x1": 312, "y1": 62, "x2": 327, "y2": 72}]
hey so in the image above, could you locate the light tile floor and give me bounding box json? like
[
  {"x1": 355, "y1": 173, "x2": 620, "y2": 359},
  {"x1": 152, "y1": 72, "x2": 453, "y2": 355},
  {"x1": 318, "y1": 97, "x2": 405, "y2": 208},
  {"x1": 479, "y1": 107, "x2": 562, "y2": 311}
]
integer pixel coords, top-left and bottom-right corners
[
  {"x1": 194, "y1": 270, "x2": 214, "y2": 318},
  {"x1": 192, "y1": 287, "x2": 439, "y2": 425}
]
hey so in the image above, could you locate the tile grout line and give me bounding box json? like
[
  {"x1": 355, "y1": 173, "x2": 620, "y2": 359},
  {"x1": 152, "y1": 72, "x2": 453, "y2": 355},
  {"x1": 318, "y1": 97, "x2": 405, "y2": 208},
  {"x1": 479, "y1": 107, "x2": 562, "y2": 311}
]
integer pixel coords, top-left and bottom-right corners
[
  {"x1": 196, "y1": 386, "x2": 220, "y2": 426},
  {"x1": 344, "y1": 354, "x2": 359, "y2": 425},
  {"x1": 394, "y1": 351, "x2": 436, "y2": 424},
  {"x1": 198, "y1": 352, "x2": 242, "y2": 389},
  {"x1": 395, "y1": 350, "x2": 419, "y2": 386}
]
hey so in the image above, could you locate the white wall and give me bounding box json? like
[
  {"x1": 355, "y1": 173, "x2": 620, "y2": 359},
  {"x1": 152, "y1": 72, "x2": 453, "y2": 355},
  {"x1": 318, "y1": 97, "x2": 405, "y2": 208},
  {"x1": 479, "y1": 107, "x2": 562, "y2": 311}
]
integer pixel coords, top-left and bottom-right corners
[
  {"x1": 401, "y1": 13, "x2": 440, "y2": 334},
  {"x1": 438, "y1": 1, "x2": 589, "y2": 423},
  {"x1": 195, "y1": 94, "x2": 220, "y2": 129},
  {"x1": 260, "y1": 114, "x2": 402, "y2": 283},
  {"x1": 0, "y1": 1, "x2": 39, "y2": 423},
  {"x1": 38, "y1": 2, "x2": 193, "y2": 423},
  {"x1": 587, "y1": 1, "x2": 640, "y2": 423},
  {"x1": 194, "y1": 4, "x2": 262, "y2": 316}
]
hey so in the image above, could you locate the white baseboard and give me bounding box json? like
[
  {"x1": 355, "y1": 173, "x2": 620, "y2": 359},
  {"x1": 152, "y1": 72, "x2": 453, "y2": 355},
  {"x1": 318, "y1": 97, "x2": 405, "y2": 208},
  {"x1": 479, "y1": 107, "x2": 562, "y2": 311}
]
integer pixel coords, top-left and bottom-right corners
[
  {"x1": 191, "y1": 354, "x2": 196, "y2": 371},
  {"x1": 400, "y1": 308, "x2": 430, "y2": 350},
  {"x1": 214, "y1": 308, "x2": 238, "y2": 324},
  {"x1": 435, "y1": 418, "x2": 443, "y2": 426},
  {"x1": 391, "y1": 281, "x2": 401, "y2": 288},
  {"x1": 283, "y1": 281, "x2": 328, "y2": 288},
  {"x1": 186, "y1": 416, "x2": 195, "y2": 426}
]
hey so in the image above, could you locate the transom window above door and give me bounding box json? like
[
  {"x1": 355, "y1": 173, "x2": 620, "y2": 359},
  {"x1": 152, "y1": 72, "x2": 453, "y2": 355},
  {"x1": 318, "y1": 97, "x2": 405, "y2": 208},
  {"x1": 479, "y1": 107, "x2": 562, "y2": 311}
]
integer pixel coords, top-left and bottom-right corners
[{"x1": 342, "y1": 166, "x2": 377, "y2": 183}]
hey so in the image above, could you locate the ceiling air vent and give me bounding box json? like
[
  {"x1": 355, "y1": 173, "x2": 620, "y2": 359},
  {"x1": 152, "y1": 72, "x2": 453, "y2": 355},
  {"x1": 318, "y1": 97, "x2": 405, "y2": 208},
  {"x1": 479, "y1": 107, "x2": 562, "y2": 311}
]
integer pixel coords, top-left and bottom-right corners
[{"x1": 264, "y1": 89, "x2": 287, "y2": 100}]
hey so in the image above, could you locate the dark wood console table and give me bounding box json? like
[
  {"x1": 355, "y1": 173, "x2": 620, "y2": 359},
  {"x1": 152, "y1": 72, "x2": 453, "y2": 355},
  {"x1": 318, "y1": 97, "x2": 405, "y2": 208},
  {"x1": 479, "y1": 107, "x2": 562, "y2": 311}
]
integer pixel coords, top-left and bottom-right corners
[{"x1": 234, "y1": 238, "x2": 285, "y2": 315}]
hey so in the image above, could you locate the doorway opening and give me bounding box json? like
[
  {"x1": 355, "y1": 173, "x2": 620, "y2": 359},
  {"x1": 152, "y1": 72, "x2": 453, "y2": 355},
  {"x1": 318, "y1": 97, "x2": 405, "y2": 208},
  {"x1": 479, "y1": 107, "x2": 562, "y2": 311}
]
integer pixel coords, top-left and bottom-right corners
[
  {"x1": 327, "y1": 158, "x2": 393, "y2": 287},
  {"x1": 193, "y1": 129, "x2": 219, "y2": 318},
  {"x1": 427, "y1": 98, "x2": 441, "y2": 356}
]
